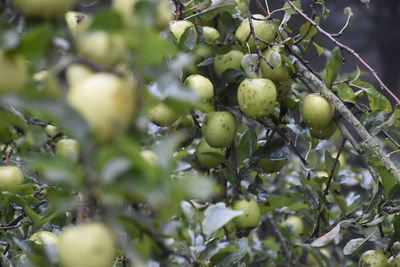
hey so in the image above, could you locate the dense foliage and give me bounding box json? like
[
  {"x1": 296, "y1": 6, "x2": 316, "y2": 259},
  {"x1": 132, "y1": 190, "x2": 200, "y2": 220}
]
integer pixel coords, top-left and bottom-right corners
[{"x1": 0, "y1": 0, "x2": 399, "y2": 266}]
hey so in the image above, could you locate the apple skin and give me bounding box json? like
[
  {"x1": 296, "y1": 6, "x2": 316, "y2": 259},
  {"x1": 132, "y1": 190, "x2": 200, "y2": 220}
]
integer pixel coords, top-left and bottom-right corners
[
  {"x1": 29, "y1": 231, "x2": 59, "y2": 246},
  {"x1": 237, "y1": 78, "x2": 277, "y2": 119},
  {"x1": 214, "y1": 50, "x2": 244, "y2": 77},
  {"x1": 389, "y1": 255, "x2": 400, "y2": 267},
  {"x1": 307, "y1": 248, "x2": 331, "y2": 266},
  {"x1": 202, "y1": 26, "x2": 220, "y2": 43},
  {"x1": 55, "y1": 139, "x2": 80, "y2": 157},
  {"x1": 169, "y1": 20, "x2": 198, "y2": 43},
  {"x1": 67, "y1": 73, "x2": 136, "y2": 143},
  {"x1": 65, "y1": 64, "x2": 94, "y2": 87},
  {"x1": 309, "y1": 121, "x2": 337, "y2": 140},
  {"x1": 45, "y1": 125, "x2": 60, "y2": 137},
  {"x1": 65, "y1": 11, "x2": 90, "y2": 37},
  {"x1": 302, "y1": 93, "x2": 335, "y2": 128},
  {"x1": 58, "y1": 223, "x2": 115, "y2": 267},
  {"x1": 148, "y1": 103, "x2": 179, "y2": 127},
  {"x1": 140, "y1": 150, "x2": 158, "y2": 166},
  {"x1": 12, "y1": 0, "x2": 76, "y2": 19},
  {"x1": 0, "y1": 166, "x2": 24, "y2": 191},
  {"x1": 112, "y1": 0, "x2": 137, "y2": 27},
  {"x1": 0, "y1": 50, "x2": 27, "y2": 94},
  {"x1": 232, "y1": 199, "x2": 261, "y2": 229},
  {"x1": 258, "y1": 158, "x2": 287, "y2": 174},
  {"x1": 260, "y1": 46, "x2": 290, "y2": 82},
  {"x1": 202, "y1": 111, "x2": 237, "y2": 148},
  {"x1": 184, "y1": 74, "x2": 214, "y2": 102},
  {"x1": 358, "y1": 250, "x2": 388, "y2": 267},
  {"x1": 76, "y1": 31, "x2": 126, "y2": 66},
  {"x1": 282, "y1": 215, "x2": 304, "y2": 235},
  {"x1": 235, "y1": 14, "x2": 276, "y2": 52},
  {"x1": 155, "y1": 0, "x2": 173, "y2": 30},
  {"x1": 196, "y1": 139, "x2": 226, "y2": 168}
]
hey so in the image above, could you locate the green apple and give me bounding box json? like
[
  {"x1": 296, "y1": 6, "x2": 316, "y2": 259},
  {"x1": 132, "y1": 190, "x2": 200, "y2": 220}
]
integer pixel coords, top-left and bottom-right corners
[
  {"x1": 214, "y1": 50, "x2": 244, "y2": 77},
  {"x1": 260, "y1": 46, "x2": 290, "y2": 82},
  {"x1": 155, "y1": 0, "x2": 173, "y2": 30},
  {"x1": 76, "y1": 31, "x2": 126, "y2": 66},
  {"x1": 235, "y1": 14, "x2": 276, "y2": 52},
  {"x1": 258, "y1": 158, "x2": 287, "y2": 174},
  {"x1": 12, "y1": 0, "x2": 76, "y2": 19},
  {"x1": 389, "y1": 255, "x2": 400, "y2": 267},
  {"x1": 0, "y1": 166, "x2": 24, "y2": 191},
  {"x1": 309, "y1": 121, "x2": 337, "y2": 140},
  {"x1": 196, "y1": 139, "x2": 226, "y2": 168},
  {"x1": 202, "y1": 26, "x2": 220, "y2": 43},
  {"x1": 275, "y1": 79, "x2": 292, "y2": 101},
  {"x1": 169, "y1": 20, "x2": 197, "y2": 43},
  {"x1": 184, "y1": 74, "x2": 214, "y2": 102},
  {"x1": 148, "y1": 103, "x2": 179, "y2": 127},
  {"x1": 55, "y1": 139, "x2": 80, "y2": 157},
  {"x1": 0, "y1": 50, "x2": 27, "y2": 94},
  {"x1": 67, "y1": 73, "x2": 136, "y2": 143},
  {"x1": 58, "y1": 223, "x2": 115, "y2": 267},
  {"x1": 65, "y1": 11, "x2": 90, "y2": 37},
  {"x1": 29, "y1": 231, "x2": 59, "y2": 246},
  {"x1": 45, "y1": 124, "x2": 60, "y2": 137},
  {"x1": 307, "y1": 248, "x2": 331, "y2": 266},
  {"x1": 282, "y1": 215, "x2": 304, "y2": 235},
  {"x1": 112, "y1": 0, "x2": 138, "y2": 27},
  {"x1": 65, "y1": 64, "x2": 94, "y2": 87},
  {"x1": 232, "y1": 199, "x2": 261, "y2": 229},
  {"x1": 302, "y1": 93, "x2": 335, "y2": 128},
  {"x1": 202, "y1": 111, "x2": 237, "y2": 148},
  {"x1": 140, "y1": 150, "x2": 158, "y2": 166},
  {"x1": 237, "y1": 78, "x2": 277, "y2": 119},
  {"x1": 358, "y1": 250, "x2": 388, "y2": 267}
]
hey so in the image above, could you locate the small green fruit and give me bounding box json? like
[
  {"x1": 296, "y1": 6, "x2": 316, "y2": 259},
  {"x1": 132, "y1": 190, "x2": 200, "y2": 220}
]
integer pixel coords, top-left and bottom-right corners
[
  {"x1": 309, "y1": 121, "x2": 337, "y2": 140},
  {"x1": 202, "y1": 111, "x2": 237, "y2": 148},
  {"x1": 12, "y1": 0, "x2": 76, "y2": 19},
  {"x1": 65, "y1": 64, "x2": 94, "y2": 87},
  {"x1": 29, "y1": 231, "x2": 59, "y2": 246},
  {"x1": 65, "y1": 11, "x2": 90, "y2": 36},
  {"x1": 155, "y1": 0, "x2": 173, "y2": 30},
  {"x1": 260, "y1": 46, "x2": 290, "y2": 82},
  {"x1": 184, "y1": 74, "x2": 214, "y2": 102},
  {"x1": 45, "y1": 125, "x2": 60, "y2": 137},
  {"x1": 302, "y1": 94, "x2": 335, "y2": 128},
  {"x1": 140, "y1": 150, "x2": 158, "y2": 166},
  {"x1": 235, "y1": 14, "x2": 276, "y2": 52},
  {"x1": 214, "y1": 50, "x2": 244, "y2": 77},
  {"x1": 358, "y1": 250, "x2": 388, "y2": 267},
  {"x1": 237, "y1": 78, "x2": 277, "y2": 119},
  {"x1": 169, "y1": 20, "x2": 197, "y2": 43},
  {"x1": 55, "y1": 139, "x2": 80, "y2": 157},
  {"x1": 282, "y1": 215, "x2": 304, "y2": 235},
  {"x1": 232, "y1": 199, "x2": 261, "y2": 229},
  {"x1": 58, "y1": 223, "x2": 115, "y2": 267},
  {"x1": 149, "y1": 103, "x2": 179, "y2": 127},
  {"x1": 0, "y1": 50, "x2": 27, "y2": 94},
  {"x1": 196, "y1": 139, "x2": 226, "y2": 168},
  {"x1": 0, "y1": 166, "x2": 24, "y2": 191},
  {"x1": 202, "y1": 26, "x2": 220, "y2": 43}
]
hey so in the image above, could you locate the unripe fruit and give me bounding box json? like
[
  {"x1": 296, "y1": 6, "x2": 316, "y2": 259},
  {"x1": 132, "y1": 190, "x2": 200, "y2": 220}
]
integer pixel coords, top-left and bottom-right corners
[
  {"x1": 202, "y1": 26, "x2": 220, "y2": 43},
  {"x1": 29, "y1": 231, "x2": 59, "y2": 246},
  {"x1": 169, "y1": 20, "x2": 197, "y2": 43},
  {"x1": 76, "y1": 32, "x2": 126, "y2": 66},
  {"x1": 65, "y1": 11, "x2": 90, "y2": 37},
  {"x1": 307, "y1": 248, "x2": 331, "y2": 266},
  {"x1": 12, "y1": 0, "x2": 76, "y2": 19},
  {"x1": 258, "y1": 158, "x2": 287, "y2": 174},
  {"x1": 140, "y1": 150, "x2": 158, "y2": 166},
  {"x1": 196, "y1": 139, "x2": 226, "y2": 168},
  {"x1": 55, "y1": 139, "x2": 80, "y2": 157},
  {"x1": 45, "y1": 125, "x2": 60, "y2": 137},
  {"x1": 237, "y1": 78, "x2": 277, "y2": 119},
  {"x1": 235, "y1": 14, "x2": 275, "y2": 52},
  {"x1": 232, "y1": 199, "x2": 261, "y2": 229},
  {"x1": 358, "y1": 250, "x2": 388, "y2": 267},
  {"x1": 0, "y1": 166, "x2": 24, "y2": 191},
  {"x1": 58, "y1": 223, "x2": 115, "y2": 267},
  {"x1": 155, "y1": 0, "x2": 173, "y2": 30},
  {"x1": 148, "y1": 103, "x2": 179, "y2": 127},
  {"x1": 202, "y1": 111, "x2": 237, "y2": 148},
  {"x1": 184, "y1": 74, "x2": 214, "y2": 102},
  {"x1": 214, "y1": 50, "x2": 244, "y2": 77},
  {"x1": 389, "y1": 255, "x2": 400, "y2": 267},
  {"x1": 309, "y1": 121, "x2": 337, "y2": 140},
  {"x1": 282, "y1": 215, "x2": 304, "y2": 235},
  {"x1": 260, "y1": 46, "x2": 290, "y2": 82},
  {"x1": 302, "y1": 94, "x2": 335, "y2": 128},
  {"x1": 67, "y1": 73, "x2": 136, "y2": 143},
  {"x1": 0, "y1": 50, "x2": 27, "y2": 94},
  {"x1": 112, "y1": 0, "x2": 137, "y2": 27},
  {"x1": 66, "y1": 64, "x2": 94, "y2": 87}
]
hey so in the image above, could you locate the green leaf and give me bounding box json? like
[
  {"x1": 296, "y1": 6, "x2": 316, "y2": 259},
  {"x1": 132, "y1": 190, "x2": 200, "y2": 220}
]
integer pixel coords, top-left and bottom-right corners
[
  {"x1": 87, "y1": 10, "x2": 124, "y2": 32},
  {"x1": 351, "y1": 80, "x2": 392, "y2": 113},
  {"x1": 202, "y1": 203, "x2": 243, "y2": 237},
  {"x1": 378, "y1": 167, "x2": 397, "y2": 198},
  {"x1": 336, "y1": 83, "x2": 356, "y2": 104},
  {"x1": 325, "y1": 151, "x2": 340, "y2": 177},
  {"x1": 313, "y1": 42, "x2": 325, "y2": 56},
  {"x1": 13, "y1": 24, "x2": 52, "y2": 59},
  {"x1": 324, "y1": 47, "x2": 342, "y2": 89}
]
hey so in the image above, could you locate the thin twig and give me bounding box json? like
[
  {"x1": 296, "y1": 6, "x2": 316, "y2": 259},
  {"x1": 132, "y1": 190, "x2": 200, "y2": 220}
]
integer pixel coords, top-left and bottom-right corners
[
  {"x1": 267, "y1": 215, "x2": 294, "y2": 265},
  {"x1": 324, "y1": 138, "x2": 347, "y2": 196},
  {"x1": 285, "y1": 0, "x2": 400, "y2": 106}
]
